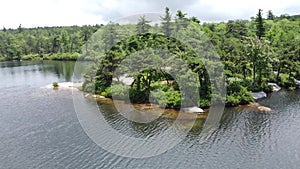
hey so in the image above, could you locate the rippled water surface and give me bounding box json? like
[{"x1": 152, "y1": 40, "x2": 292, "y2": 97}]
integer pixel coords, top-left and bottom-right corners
[{"x1": 0, "y1": 61, "x2": 300, "y2": 169}]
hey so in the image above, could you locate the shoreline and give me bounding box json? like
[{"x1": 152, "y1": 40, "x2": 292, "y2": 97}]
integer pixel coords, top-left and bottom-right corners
[{"x1": 50, "y1": 82, "x2": 299, "y2": 115}]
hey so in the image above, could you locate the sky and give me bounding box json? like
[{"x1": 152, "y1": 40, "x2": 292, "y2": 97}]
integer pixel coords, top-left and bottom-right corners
[{"x1": 0, "y1": 0, "x2": 299, "y2": 28}]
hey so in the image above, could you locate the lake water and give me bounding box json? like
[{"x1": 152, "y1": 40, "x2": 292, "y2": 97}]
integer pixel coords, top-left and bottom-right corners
[{"x1": 0, "y1": 61, "x2": 300, "y2": 169}]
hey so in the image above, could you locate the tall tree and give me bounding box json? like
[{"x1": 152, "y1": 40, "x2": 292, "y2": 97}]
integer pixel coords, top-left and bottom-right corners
[
  {"x1": 256, "y1": 9, "x2": 265, "y2": 39},
  {"x1": 102, "y1": 22, "x2": 117, "y2": 53},
  {"x1": 267, "y1": 10, "x2": 275, "y2": 20},
  {"x1": 245, "y1": 36, "x2": 272, "y2": 85},
  {"x1": 136, "y1": 15, "x2": 151, "y2": 34},
  {"x1": 175, "y1": 10, "x2": 188, "y2": 31},
  {"x1": 81, "y1": 26, "x2": 92, "y2": 54},
  {"x1": 161, "y1": 7, "x2": 172, "y2": 36}
]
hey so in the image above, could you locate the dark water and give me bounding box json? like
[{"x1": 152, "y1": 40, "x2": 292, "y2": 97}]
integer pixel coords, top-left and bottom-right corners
[{"x1": 0, "y1": 61, "x2": 300, "y2": 169}]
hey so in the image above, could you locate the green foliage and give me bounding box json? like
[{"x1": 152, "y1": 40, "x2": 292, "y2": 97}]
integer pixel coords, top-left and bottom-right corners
[
  {"x1": 151, "y1": 89, "x2": 181, "y2": 109},
  {"x1": 226, "y1": 81, "x2": 253, "y2": 106},
  {"x1": 21, "y1": 54, "x2": 42, "y2": 60},
  {"x1": 198, "y1": 99, "x2": 211, "y2": 108},
  {"x1": 81, "y1": 8, "x2": 299, "y2": 108},
  {"x1": 278, "y1": 74, "x2": 296, "y2": 89},
  {"x1": 129, "y1": 88, "x2": 150, "y2": 104},
  {"x1": 52, "y1": 82, "x2": 59, "y2": 88},
  {"x1": 1, "y1": 7, "x2": 299, "y2": 108},
  {"x1": 99, "y1": 84, "x2": 130, "y2": 99},
  {"x1": 255, "y1": 9, "x2": 265, "y2": 39},
  {"x1": 0, "y1": 25, "x2": 99, "y2": 61}
]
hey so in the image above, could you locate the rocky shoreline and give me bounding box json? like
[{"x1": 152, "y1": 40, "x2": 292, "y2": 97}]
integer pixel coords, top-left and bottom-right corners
[{"x1": 48, "y1": 81, "x2": 300, "y2": 114}]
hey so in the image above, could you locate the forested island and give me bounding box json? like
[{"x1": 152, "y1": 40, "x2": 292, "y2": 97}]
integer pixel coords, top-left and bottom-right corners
[{"x1": 1, "y1": 8, "x2": 299, "y2": 108}]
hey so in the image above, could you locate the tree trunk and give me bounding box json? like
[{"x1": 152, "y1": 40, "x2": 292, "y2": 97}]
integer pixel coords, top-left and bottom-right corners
[
  {"x1": 276, "y1": 65, "x2": 281, "y2": 82},
  {"x1": 85, "y1": 41, "x2": 88, "y2": 55},
  {"x1": 253, "y1": 64, "x2": 257, "y2": 86}
]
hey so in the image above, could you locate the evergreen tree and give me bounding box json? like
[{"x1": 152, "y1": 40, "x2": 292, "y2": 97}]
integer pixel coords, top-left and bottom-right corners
[
  {"x1": 161, "y1": 7, "x2": 172, "y2": 36},
  {"x1": 267, "y1": 10, "x2": 275, "y2": 20},
  {"x1": 136, "y1": 15, "x2": 151, "y2": 34},
  {"x1": 256, "y1": 9, "x2": 265, "y2": 39}
]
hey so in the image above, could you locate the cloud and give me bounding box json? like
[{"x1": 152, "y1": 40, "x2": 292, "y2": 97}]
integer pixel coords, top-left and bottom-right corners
[{"x1": 0, "y1": 0, "x2": 299, "y2": 28}]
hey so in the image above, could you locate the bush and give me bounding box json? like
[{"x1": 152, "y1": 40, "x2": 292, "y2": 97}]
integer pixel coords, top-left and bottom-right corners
[
  {"x1": 110, "y1": 84, "x2": 129, "y2": 99},
  {"x1": 263, "y1": 84, "x2": 273, "y2": 93},
  {"x1": 83, "y1": 82, "x2": 95, "y2": 93},
  {"x1": 42, "y1": 53, "x2": 79, "y2": 61},
  {"x1": 164, "y1": 90, "x2": 181, "y2": 109},
  {"x1": 226, "y1": 95, "x2": 240, "y2": 107},
  {"x1": 151, "y1": 82, "x2": 171, "y2": 92},
  {"x1": 21, "y1": 54, "x2": 42, "y2": 60},
  {"x1": 148, "y1": 89, "x2": 181, "y2": 109},
  {"x1": 226, "y1": 81, "x2": 253, "y2": 106},
  {"x1": 129, "y1": 88, "x2": 149, "y2": 103},
  {"x1": 0, "y1": 57, "x2": 6, "y2": 61},
  {"x1": 52, "y1": 82, "x2": 59, "y2": 88},
  {"x1": 198, "y1": 99, "x2": 210, "y2": 108}
]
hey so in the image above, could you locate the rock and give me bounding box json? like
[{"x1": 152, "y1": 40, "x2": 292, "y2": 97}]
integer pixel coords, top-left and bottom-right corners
[
  {"x1": 92, "y1": 95, "x2": 97, "y2": 98},
  {"x1": 237, "y1": 102, "x2": 273, "y2": 113},
  {"x1": 295, "y1": 79, "x2": 300, "y2": 86},
  {"x1": 252, "y1": 91, "x2": 267, "y2": 100},
  {"x1": 182, "y1": 107, "x2": 204, "y2": 114},
  {"x1": 112, "y1": 74, "x2": 134, "y2": 85},
  {"x1": 98, "y1": 95, "x2": 105, "y2": 99},
  {"x1": 268, "y1": 82, "x2": 281, "y2": 92},
  {"x1": 84, "y1": 94, "x2": 90, "y2": 97},
  {"x1": 257, "y1": 106, "x2": 272, "y2": 113}
]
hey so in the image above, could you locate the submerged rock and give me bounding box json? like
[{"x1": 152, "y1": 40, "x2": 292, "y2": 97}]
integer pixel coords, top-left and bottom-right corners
[
  {"x1": 237, "y1": 102, "x2": 273, "y2": 113},
  {"x1": 252, "y1": 91, "x2": 267, "y2": 100},
  {"x1": 268, "y1": 82, "x2": 281, "y2": 92},
  {"x1": 257, "y1": 106, "x2": 272, "y2": 113}
]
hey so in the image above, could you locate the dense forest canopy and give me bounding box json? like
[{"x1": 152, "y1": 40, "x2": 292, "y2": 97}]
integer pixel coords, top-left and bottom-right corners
[
  {"x1": 1, "y1": 8, "x2": 299, "y2": 108},
  {"x1": 0, "y1": 25, "x2": 101, "y2": 61}
]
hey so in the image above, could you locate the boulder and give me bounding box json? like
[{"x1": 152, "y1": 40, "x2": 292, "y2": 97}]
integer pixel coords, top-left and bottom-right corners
[
  {"x1": 295, "y1": 79, "x2": 300, "y2": 86},
  {"x1": 182, "y1": 107, "x2": 204, "y2": 114},
  {"x1": 252, "y1": 91, "x2": 267, "y2": 100},
  {"x1": 268, "y1": 82, "x2": 281, "y2": 92}
]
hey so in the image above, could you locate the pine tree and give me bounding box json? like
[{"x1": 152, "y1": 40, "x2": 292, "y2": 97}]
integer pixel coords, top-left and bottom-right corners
[
  {"x1": 256, "y1": 9, "x2": 265, "y2": 39},
  {"x1": 136, "y1": 15, "x2": 151, "y2": 34},
  {"x1": 267, "y1": 10, "x2": 275, "y2": 20},
  {"x1": 161, "y1": 7, "x2": 172, "y2": 36}
]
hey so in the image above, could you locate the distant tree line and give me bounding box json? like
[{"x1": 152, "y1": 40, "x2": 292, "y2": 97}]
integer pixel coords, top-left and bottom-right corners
[{"x1": 0, "y1": 25, "x2": 101, "y2": 61}]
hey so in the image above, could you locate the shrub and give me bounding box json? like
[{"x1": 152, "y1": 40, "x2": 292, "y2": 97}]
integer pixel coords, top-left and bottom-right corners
[
  {"x1": 198, "y1": 99, "x2": 211, "y2": 108},
  {"x1": 83, "y1": 82, "x2": 95, "y2": 93},
  {"x1": 226, "y1": 95, "x2": 240, "y2": 107},
  {"x1": 52, "y1": 82, "x2": 59, "y2": 88},
  {"x1": 110, "y1": 84, "x2": 129, "y2": 100},
  {"x1": 129, "y1": 88, "x2": 149, "y2": 103},
  {"x1": 226, "y1": 81, "x2": 253, "y2": 106},
  {"x1": 280, "y1": 75, "x2": 296, "y2": 89},
  {"x1": 148, "y1": 89, "x2": 181, "y2": 109},
  {"x1": 164, "y1": 90, "x2": 181, "y2": 109}
]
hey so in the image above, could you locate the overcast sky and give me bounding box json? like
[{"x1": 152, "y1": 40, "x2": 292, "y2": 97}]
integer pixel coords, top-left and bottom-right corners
[{"x1": 1, "y1": 0, "x2": 299, "y2": 28}]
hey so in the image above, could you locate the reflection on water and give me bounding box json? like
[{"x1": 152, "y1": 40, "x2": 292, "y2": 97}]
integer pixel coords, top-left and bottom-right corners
[
  {"x1": 0, "y1": 61, "x2": 86, "y2": 89},
  {"x1": 0, "y1": 61, "x2": 300, "y2": 168}
]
